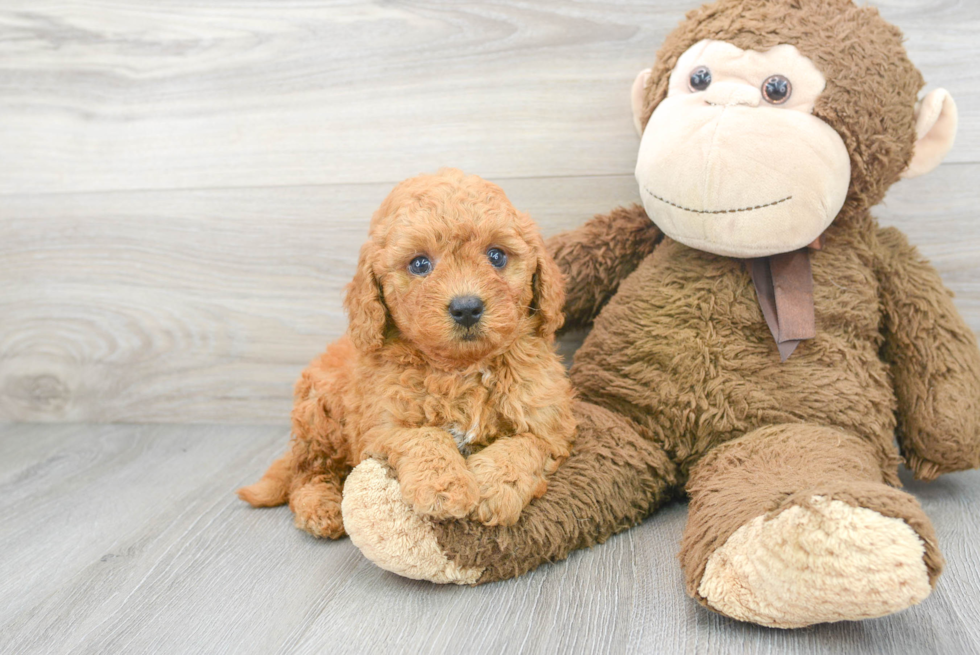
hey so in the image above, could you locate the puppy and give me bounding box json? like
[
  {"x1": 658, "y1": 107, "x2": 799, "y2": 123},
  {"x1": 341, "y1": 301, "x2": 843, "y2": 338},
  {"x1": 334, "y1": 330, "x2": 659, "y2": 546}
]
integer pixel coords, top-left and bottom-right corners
[{"x1": 238, "y1": 169, "x2": 576, "y2": 538}]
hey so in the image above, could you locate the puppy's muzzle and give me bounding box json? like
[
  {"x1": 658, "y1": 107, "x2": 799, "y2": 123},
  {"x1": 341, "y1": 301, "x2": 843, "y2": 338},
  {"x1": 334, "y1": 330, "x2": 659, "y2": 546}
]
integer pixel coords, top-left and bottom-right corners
[{"x1": 448, "y1": 296, "x2": 484, "y2": 329}]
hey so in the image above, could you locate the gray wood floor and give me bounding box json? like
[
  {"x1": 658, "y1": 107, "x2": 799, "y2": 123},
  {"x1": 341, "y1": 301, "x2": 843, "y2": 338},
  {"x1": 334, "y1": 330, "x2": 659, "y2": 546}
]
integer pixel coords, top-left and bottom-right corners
[{"x1": 1, "y1": 423, "x2": 979, "y2": 654}]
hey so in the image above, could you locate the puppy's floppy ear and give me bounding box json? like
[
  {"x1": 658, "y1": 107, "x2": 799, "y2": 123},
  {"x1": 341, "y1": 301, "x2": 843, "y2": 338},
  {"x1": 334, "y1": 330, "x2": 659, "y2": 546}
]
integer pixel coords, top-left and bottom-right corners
[
  {"x1": 344, "y1": 240, "x2": 388, "y2": 352},
  {"x1": 530, "y1": 234, "x2": 566, "y2": 338}
]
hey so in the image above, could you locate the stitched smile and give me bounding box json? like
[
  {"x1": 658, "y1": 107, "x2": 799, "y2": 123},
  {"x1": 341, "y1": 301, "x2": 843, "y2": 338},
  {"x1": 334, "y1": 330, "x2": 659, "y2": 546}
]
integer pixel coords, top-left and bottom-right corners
[{"x1": 643, "y1": 186, "x2": 792, "y2": 214}]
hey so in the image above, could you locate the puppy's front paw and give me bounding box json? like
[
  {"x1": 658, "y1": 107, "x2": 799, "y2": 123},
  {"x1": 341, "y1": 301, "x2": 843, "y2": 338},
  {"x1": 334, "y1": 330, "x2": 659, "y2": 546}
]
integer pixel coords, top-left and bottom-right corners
[
  {"x1": 473, "y1": 485, "x2": 526, "y2": 527},
  {"x1": 400, "y1": 465, "x2": 480, "y2": 520},
  {"x1": 468, "y1": 457, "x2": 547, "y2": 527}
]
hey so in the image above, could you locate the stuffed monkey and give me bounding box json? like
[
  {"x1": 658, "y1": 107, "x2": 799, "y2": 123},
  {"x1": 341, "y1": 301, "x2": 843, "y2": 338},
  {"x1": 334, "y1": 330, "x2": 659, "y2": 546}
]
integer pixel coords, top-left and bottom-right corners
[{"x1": 340, "y1": 0, "x2": 979, "y2": 628}]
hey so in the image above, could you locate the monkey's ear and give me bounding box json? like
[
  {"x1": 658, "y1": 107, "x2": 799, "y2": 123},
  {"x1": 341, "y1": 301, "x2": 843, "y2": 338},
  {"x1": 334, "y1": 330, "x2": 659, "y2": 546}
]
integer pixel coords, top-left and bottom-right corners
[
  {"x1": 344, "y1": 241, "x2": 388, "y2": 352},
  {"x1": 631, "y1": 68, "x2": 652, "y2": 136},
  {"x1": 902, "y1": 89, "x2": 958, "y2": 179}
]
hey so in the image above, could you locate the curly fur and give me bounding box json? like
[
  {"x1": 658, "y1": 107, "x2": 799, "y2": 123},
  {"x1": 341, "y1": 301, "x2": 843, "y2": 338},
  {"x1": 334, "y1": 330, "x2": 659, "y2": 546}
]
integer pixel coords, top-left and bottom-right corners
[{"x1": 238, "y1": 169, "x2": 576, "y2": 536}]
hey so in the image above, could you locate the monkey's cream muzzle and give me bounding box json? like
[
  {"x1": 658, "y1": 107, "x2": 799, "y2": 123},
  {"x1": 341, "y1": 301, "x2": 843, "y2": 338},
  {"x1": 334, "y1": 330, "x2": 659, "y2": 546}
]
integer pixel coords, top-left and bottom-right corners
[{"x1": 634, "y1": 40, "x2": 851, "y2": 258}]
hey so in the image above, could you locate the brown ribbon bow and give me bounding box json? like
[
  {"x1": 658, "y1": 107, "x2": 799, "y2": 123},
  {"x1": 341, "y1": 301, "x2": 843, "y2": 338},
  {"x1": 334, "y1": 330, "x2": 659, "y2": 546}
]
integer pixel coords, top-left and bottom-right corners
[{"x1": 748, "y1": 236, "x2": 822, "y2": 361}]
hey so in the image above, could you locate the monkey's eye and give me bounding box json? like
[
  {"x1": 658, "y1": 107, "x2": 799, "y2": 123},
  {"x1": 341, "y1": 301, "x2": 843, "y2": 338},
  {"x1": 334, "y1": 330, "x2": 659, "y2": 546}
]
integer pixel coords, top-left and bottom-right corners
[
  {"x1": 688, "y1": 66, "x2": 711, "y2": 92},
  {"x1": 762, "y1": 75, "x2": 792, "y2": 104},
  {"x1": 408, "y1": 255, "x2": 433, "y2": 276},
  {"x1": 487, "y1": 248, "x2": 507, "y2": 269}
]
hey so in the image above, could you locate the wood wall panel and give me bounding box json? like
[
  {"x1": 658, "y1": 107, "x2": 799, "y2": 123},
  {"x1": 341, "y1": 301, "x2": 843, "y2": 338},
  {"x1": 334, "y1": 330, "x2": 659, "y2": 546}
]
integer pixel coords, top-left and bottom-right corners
[{"x1": 1, "y1": 1, "x2": 977, "y2": 422}]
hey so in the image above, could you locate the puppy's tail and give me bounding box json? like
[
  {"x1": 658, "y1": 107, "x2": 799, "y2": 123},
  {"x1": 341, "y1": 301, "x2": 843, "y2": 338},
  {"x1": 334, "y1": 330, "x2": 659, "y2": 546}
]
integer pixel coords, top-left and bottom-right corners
[{"x1": 238, "y1": 452, "x2": 293, "y2": 507}]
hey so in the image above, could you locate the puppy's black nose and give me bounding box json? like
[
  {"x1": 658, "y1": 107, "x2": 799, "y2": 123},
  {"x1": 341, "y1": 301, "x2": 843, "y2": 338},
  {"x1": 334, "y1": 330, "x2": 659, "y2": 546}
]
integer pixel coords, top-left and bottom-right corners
[{"x1": 448, "y1": 296, "x2": 484, "y2": 328}]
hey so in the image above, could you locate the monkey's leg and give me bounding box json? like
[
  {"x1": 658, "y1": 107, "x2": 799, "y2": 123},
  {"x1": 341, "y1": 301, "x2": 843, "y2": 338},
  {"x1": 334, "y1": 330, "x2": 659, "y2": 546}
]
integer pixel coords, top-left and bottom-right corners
[
  {"x1": 342, "y1": 400, "x2": 677, "y2": 584},
  {"x1": 682, "y1": 424, "x2": 943, "y2": 628}
]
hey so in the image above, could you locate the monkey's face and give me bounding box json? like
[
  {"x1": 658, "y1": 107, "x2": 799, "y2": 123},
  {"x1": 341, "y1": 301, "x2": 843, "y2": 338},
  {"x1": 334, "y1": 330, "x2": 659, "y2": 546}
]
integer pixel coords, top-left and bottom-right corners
[{"x1": 634, "y1": 40, "x2": 851, "y2": 258}]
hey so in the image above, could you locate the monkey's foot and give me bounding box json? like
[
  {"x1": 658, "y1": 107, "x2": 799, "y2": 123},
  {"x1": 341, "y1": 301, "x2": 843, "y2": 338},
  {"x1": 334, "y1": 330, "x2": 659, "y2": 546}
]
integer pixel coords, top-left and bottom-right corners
[
  {"x1": 698, "y1": 495, "x2": 932, "y2": 628},
  {"x1": 342, "y1": 458, "x2": 483, "y2": 584}
]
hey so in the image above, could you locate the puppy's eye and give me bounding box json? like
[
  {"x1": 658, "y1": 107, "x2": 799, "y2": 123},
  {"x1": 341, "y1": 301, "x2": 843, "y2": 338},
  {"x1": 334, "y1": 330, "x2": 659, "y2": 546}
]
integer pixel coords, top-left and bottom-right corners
[
  {"x1": 487, "y1": 248, "x2": 507, "y2": 269},
  {"x1": 688, "y1": 66, "x2": 711, "y2": 92},
  {"x1": 408, "y1": 255, "x2": 432, "y2": 276},
  {"x1": 762, "y1": 75, "x2": 791, "y2": 104}
]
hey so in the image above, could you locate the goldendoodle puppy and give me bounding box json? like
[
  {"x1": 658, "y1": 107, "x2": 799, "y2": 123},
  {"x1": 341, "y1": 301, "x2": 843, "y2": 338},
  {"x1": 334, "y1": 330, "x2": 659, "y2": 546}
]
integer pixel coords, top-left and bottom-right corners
[{"x1": 238, "y1": 169, "x2": 576, "y2": 538}]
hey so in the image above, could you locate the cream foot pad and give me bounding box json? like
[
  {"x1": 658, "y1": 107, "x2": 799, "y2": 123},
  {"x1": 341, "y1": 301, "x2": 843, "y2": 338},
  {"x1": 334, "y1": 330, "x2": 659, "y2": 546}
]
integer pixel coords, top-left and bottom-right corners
[
  {"x1": 342, "y1": 458, "x2": 484, "y2": 584},
  {"x1": 698, "y1": 495, "x2": 932, "y2": 627}
]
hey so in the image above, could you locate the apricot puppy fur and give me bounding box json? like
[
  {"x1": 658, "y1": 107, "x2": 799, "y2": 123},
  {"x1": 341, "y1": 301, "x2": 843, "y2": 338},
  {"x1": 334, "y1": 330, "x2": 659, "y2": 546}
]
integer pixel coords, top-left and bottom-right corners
[{"x1": 238, "y1": 169, "x2": 576, "y2": 538}]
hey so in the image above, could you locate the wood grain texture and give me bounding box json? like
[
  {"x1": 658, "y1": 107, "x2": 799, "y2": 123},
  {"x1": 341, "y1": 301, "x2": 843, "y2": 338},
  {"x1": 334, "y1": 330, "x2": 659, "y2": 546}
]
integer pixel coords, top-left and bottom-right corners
[
  {"x1": 1, "y1": 423, "x2": 978, "y2": 654},
  {"x1": 0, "y1": 175, "x2": 640, "y2": 422},
  {"x1": 2, "y1": 166, "x2": 978, "y2": 423},
  {"x1": 0, "y1": 0, "x2": 977, "y2": 195},
  {"x1": 1, "y1": 0, "x2": 979, "y2": 424}
]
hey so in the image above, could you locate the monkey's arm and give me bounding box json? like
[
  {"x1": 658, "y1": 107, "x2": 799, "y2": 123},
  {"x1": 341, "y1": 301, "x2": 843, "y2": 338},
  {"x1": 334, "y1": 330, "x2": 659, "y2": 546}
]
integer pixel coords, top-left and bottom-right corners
[
  {"x1": 547, "y1": 204, "x2": 663, "y2": 329},
  {"x1": 876, "y1": 226, "x2": 980, "y2": 480}
]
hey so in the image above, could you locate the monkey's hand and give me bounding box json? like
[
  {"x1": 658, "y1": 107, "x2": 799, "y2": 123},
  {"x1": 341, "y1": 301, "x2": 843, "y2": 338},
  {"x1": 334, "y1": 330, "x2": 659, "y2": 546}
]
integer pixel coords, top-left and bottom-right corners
[
  {"x1": 877, "y1": 227, "x2": 980, "y2": 480},
  {"x1": 547, "y1": 204, "x2": 662, "y2": 330}
]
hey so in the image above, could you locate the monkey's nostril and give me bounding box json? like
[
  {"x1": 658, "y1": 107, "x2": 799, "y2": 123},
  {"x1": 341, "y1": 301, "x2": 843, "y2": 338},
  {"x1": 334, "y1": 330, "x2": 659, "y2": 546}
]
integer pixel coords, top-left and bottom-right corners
[{"x1": 448, "y1": 296, "x2": 484, "y2": 328}]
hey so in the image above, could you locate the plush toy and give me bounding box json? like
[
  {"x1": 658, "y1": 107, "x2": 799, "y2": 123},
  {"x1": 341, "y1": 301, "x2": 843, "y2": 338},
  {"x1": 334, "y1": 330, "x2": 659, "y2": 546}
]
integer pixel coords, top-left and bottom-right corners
[{"x1": 340, "y1": 0, "x2": 980, "y2": 628}]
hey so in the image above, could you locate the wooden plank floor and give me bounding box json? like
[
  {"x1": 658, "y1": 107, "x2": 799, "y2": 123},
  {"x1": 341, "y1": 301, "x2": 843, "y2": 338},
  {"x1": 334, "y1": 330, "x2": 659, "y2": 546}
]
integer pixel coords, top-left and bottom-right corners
[{"x1": 1, "y1": 423, "x2": 979, "y2": 654}]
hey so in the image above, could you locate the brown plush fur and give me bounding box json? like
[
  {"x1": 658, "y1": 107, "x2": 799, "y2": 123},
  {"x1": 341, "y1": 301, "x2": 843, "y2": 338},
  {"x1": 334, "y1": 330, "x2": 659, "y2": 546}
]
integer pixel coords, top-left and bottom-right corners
[
  {"x1": 641, "y1": 0, "x2": 923, "y2": 218},
  {"x1": 423, "y1": 0, "x2": 980, "y2": 606},
  {"x1": 239, "y1": 169, "x2": 576, "y2": 536},
  {"x1": 433, "y1": 400, "x2": 678, "y2": 582},
  {"x1": 681, "y1": 425, "x2": 943, "y2": 602}
]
